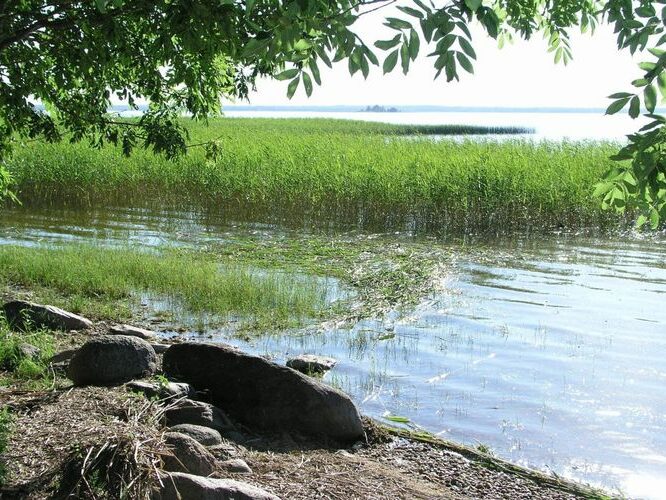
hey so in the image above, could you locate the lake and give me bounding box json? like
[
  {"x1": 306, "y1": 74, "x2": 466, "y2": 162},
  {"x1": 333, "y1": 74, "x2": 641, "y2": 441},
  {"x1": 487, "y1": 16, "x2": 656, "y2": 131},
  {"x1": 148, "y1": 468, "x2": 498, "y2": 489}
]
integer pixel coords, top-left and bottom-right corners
[
  {"x1": 3, "y1": 109, "x2": 665, "y2": 498},
  {"x1": 1, "y1": 205, "x2": 665, "y2": 499}
]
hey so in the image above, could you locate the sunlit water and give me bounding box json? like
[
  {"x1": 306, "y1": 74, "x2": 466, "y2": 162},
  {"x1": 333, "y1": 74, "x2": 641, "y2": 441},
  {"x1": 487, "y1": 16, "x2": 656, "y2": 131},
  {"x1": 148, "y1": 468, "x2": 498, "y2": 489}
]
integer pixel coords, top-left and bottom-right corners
[
  {"x1": 223, "y1": 109, "x2": 649, "y2": 141},
  {"x1": 1, "y1": 207, "x2": 665, "y2": 498}
]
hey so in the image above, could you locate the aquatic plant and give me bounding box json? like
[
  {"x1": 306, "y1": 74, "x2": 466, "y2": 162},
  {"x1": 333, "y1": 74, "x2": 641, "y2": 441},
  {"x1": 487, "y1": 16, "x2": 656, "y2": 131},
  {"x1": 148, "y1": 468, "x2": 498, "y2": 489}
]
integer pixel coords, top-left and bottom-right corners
[{"x1": 5, "y1": 118, "x2": 623, "y2": 233}]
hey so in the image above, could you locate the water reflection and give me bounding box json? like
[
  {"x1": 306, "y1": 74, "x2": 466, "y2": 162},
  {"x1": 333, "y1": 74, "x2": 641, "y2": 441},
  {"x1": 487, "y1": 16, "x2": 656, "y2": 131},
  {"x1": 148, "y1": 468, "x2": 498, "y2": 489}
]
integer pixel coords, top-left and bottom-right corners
[{"x1": 1, "y1": 206, "x2": 665, "y2": 498}]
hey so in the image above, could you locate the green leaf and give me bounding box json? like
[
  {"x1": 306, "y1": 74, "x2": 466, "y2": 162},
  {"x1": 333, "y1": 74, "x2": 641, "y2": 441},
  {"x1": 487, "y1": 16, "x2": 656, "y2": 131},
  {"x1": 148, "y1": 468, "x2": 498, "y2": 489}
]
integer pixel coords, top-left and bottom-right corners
[
  {"x1": 375, "y1": 35, "x2": 401, "y2": 50},
  {"x1": 309, "y1": 60, "x2": 321, "y2": 85},
  {"x1": 632, "y1": 78, "x2": 649, "y2": 87},
  {"x1": 246, "y1": 0, "x2": 256, "y2": 15},
  {"x1": 384, "y1": 414, "x2": 410, "y2": 423},
  {"x1": 629, "y1": 95, "x2": 640, "y2": 118},
  {"x1": 361, "y1": 55, "x2": 370, "y2": 79},
  {"x1": 608, "y1": 92, "x2": 633, "y2": 99},
  {"x1": 364, "y1": 48, "x2": 379, "y2": 66},
  {"x1": 464, "y1": 0, "x2": 482, "y2": 12},
  {"x1": 606, "y1": 97, "x2": 630, "y2": 115},
  {"x1": 400, "y1": 41, "x2": 410, "y2": 74},
  {"x1": 639, "y1": 61, "x2": 657, "y2": 72},
  {"x1": 459, "y1": 37, "x2": 476, "y2": 59},
  {"x1": 650, "y1": 208, "x2": 660, "y2": 229},
  {"x1": 275, "y1": 69, "x2": 299, "y2": 81},
  {"x1": 287, "y1": 76, "x2": 299, "y2": 99},
  {"x1": 302, "y1": 72, "x2": 313, "y2": 97},
  {"x1": 385, "y1": 17, "x2": 412, "y2": 30},
  {"x1": 659, "y1": 72, "x2": 666, "y2": 98},
  {"x1": 456, "y1": 51, "x2": 474, "y2": 73},
  {"x1": 383, "y1": 49, "x2": 399, "y2": 74},
  {"x1": 409, "y1": 29, "x2": 420, "y2": 60},
  {"x1": 397, "y1": 6, "x2": 424, "y2": 19},
  {"x1": 644, "y1": 84, "x2": 657, "y2": 113}
]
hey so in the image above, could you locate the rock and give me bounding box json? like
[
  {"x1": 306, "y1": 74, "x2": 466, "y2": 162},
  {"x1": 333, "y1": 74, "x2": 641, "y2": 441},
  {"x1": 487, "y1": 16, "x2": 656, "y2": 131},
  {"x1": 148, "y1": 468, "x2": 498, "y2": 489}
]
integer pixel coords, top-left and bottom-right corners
[
  {"x1": 165, "y1": 399, "x2": 234, "y2": 432},
  {"x1": 126, "y1": 380, "x2": 195, "y2": 400},
  {"x1": 163, "y1": 343, "x2": 364, "y2": 442},
  {"x1": 151, "y1": 344, "x2": 170, "y2": 354},
  {"x1": 155, "y1": 472, "x2": 280, "y2": 500},
  {"x1": 162, "y1": 432, "x2": 217, "y2": 476},
  {"x1": 286, "y1": 354, "x2": 337, "y2": 375},
  {"x1": 207, "y1": 441, "x2": 241, "y2": 459},
  {"x1": 17, "y1": 343, "x2": 41, "y2": 362},
  {"x1": 168, "y1": 424, "x2": 223, "y2": 446},
  {"x1": 109, "y1": 324, "x2": 155, "y2": 340},
  {"x1": 49, "y1": 348, "x2": 77, "y2": 364},
  {"x1": 219, "y1": 458, "x2": 252, "y2": 474},
  {"x1": 67, "y1": 335, "x2": 157, "y2": 386},
  {"x1": 2, "y1": 300, "x2": 92, "y2": 331}
]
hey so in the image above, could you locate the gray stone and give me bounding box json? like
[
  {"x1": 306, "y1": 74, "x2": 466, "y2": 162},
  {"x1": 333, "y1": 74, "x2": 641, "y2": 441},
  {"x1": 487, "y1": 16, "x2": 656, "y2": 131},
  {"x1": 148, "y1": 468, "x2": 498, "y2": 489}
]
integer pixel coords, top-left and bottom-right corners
[
  {"x1": 17, "y1": 343, "x2": 41, "y2": 362},
  {"x1": 151, "y1": 343, "x2": 170, "y2": 354},
  {"x1": 165, "y1": 399, "x2": 234, "y2": 432},
  {"x1": 155, "y1": 472, "x2": 280, "y2": 500},
  {"x1": 109, "y1": 324, "x2": 155, "y2": 339},
  {"x1": 207, "y1": 441, "x2": 240, "y2": 459},
  {"x1": 163, "y1": 343, "x2": 364, "y2": 442},
  {"x1": 67, "y1": 335, "x2": 157, "y2": 386},
  {"x1": 2, "y1": 300, "x2": 92, "y2": 331},
  {"x1": 49, "y1": 348, "x2": 77, "y2": 364},
  {"x1": 126, "y1": 380, "x2": 195, "y2": 400},
  {"x1": 219, "y1": 458, "x2": 252, "y2": 474},
  {"x1": 286, "y1": 354, "x2": 337, "y2": 375},
  {"x1": 168, "y1": 424, "x2": 223, "y2": 446},
  {"x1": 162, "y1": 432, "x2": 217, "y2": 476}
]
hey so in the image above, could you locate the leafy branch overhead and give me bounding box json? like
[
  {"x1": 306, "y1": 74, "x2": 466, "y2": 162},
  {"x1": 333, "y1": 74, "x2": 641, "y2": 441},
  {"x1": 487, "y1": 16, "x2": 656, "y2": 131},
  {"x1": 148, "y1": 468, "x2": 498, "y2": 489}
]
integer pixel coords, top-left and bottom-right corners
[{"x1": 0, "y1": 0, "x2": 665, "y2": 226}]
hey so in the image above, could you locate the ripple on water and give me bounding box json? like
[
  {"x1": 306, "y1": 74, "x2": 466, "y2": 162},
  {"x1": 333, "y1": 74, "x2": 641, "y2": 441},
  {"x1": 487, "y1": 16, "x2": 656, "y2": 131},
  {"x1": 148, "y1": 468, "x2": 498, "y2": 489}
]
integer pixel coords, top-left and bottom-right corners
[{"x1": 1, "y1": 207, "x2": 666, "y2": 499}]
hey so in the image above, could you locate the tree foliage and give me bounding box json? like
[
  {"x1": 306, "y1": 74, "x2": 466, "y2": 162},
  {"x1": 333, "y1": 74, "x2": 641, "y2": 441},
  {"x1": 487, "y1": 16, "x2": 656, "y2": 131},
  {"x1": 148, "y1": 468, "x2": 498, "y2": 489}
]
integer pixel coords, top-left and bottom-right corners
[{"x1": 1, "y1": 0, "x2": 665, "y2": 226}]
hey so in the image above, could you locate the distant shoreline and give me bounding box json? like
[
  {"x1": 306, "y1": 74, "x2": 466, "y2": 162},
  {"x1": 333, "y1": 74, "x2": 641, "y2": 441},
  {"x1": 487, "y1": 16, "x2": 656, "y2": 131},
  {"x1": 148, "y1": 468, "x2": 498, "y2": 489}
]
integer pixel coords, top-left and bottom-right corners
[{"x1": 217, "y1": 105, "x2": 613, "y2": 114}]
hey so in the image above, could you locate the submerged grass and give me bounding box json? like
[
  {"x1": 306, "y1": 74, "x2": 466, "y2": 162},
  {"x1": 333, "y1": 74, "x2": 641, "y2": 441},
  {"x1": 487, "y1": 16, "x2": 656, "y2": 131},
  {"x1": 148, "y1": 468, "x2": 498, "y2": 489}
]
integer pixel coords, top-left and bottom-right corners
[
  {"x1": 0, "y1": 244, "x2": 328, "y2": 328},
  {"x1": 6, "y1": 117, "x2": 623, "y2": 233}
]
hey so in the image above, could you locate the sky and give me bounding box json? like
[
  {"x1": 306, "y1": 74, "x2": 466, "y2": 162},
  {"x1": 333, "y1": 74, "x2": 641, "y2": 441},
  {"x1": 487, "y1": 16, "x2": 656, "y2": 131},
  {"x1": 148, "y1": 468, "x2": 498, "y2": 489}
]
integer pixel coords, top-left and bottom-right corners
[{"x1": 237, "y1": 10, "x2": 642, "y2": 109}]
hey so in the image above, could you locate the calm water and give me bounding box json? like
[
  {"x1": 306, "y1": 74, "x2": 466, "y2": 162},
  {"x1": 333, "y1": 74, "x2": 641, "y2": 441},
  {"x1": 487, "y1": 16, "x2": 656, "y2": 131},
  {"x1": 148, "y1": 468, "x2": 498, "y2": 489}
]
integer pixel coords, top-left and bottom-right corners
[
  {"x1": 223, "y1": 109, "x2": 649, "y2": 141},
  {"x1": 1, "y1": 207, "x2": 665, "y2": 498}
]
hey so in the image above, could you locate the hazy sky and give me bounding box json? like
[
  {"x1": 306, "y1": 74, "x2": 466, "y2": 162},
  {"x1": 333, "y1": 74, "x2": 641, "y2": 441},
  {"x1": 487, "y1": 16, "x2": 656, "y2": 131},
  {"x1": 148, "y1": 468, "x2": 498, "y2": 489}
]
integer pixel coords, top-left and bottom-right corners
[{"x1": 240, "y1": 11, "x2": 641, "y2": 108}]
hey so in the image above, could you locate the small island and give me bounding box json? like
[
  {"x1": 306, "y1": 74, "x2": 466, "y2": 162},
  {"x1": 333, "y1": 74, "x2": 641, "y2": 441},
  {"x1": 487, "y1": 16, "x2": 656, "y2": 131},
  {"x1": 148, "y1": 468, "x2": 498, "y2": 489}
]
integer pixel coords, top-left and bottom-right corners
[{"x1": 361, "y1": 105, "x2": 399, "y2": 112}]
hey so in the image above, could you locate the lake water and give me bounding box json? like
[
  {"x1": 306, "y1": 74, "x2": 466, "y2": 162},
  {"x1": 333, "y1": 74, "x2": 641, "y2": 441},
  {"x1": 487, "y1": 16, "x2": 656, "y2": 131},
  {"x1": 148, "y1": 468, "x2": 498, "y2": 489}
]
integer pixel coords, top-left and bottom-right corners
[
  {"x1": 1, "y1": 207, "x2": 665, "y2": 499},
  {"x1": 223, "y1": 109, "x2": 648, "y2": 141}
]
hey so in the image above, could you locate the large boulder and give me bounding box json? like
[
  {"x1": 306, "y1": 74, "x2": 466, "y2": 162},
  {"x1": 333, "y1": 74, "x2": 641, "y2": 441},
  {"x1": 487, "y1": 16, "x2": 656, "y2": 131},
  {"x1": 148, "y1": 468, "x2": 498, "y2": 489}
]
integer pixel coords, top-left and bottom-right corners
[
  {"x1": 165, "y1": 399, "x2": 234, "y2": 432},
  {"x1": 163, "y1": 343, "x2": 364, "y2": 442},
  {"x1": 2, "y1": 300, "x2": 92, "y2": 331},
  {"x1": 168, "y1": 424, "x2": 223, "y2": 446},
  {"x1": 162, "y1": 432, "x2": 217, "y2": 476},
  {"x1": 67, "y1": 335, "x2": 157, "y2": 386},
  {"x1": 155, "y1": 472, "x2": 280, "y2": 500}
]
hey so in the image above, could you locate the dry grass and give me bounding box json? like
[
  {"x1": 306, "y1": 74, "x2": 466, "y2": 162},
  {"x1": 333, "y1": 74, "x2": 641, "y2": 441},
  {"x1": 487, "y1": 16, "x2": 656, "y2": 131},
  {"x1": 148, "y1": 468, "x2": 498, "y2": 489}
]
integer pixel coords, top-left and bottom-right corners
[{"x1": 1, "y1": 386, "x2": 164, "y2": 499}]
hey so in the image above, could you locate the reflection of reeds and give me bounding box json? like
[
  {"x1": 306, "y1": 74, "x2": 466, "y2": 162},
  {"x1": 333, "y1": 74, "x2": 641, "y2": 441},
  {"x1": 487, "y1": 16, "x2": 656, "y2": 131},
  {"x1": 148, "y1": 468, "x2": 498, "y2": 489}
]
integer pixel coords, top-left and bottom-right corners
[
  {"x1": 0, "y1": 245, "x2": 327, "y2": 325},
  {"x1": 7, "y1": 118, "x2": 623, "y2": 233}
]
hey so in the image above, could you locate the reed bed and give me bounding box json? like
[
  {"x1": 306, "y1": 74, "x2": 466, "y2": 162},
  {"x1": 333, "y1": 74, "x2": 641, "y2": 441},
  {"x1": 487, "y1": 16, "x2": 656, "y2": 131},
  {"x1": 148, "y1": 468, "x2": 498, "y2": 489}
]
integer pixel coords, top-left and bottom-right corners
[{"x1": 5, "y1": 118, "x2": 622, "y2": 232}]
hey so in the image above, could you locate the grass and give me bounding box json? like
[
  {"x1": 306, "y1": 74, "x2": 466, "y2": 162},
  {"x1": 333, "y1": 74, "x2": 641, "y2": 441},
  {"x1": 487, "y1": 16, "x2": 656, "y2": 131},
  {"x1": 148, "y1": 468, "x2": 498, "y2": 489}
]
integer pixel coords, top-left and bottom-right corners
[
  {"x1": 0, "y1": 244, "x2": 329, "y2": 329},
  {"x1": 0, "y1": 407, "x2": 11, "y2": 486},
  {"x1": 5, "y1": 117, "x2": 624, "y2": 233},
  {"x1": 0, "y1": 317, "x2": 56, "y2": 389}
]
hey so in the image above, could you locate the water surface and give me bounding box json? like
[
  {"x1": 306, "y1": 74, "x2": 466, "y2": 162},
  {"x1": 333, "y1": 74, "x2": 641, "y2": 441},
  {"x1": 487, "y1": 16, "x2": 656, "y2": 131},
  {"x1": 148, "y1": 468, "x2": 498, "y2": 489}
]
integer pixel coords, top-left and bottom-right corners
[{"x1": 1, "y1": 207, "x2": 665, "y2": 499}]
